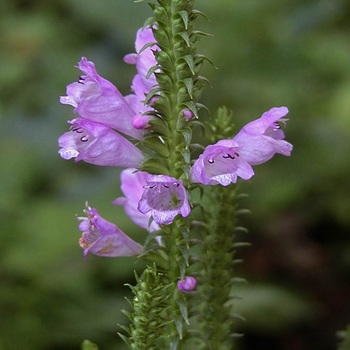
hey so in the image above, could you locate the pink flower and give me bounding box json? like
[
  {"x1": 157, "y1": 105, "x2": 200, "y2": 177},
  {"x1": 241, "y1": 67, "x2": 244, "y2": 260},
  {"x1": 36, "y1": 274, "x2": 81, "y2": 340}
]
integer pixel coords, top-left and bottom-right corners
[
  {"x1": 124, "y1": 27, "x2": 159, "y2": 92},
  {"x1": 77, "y1": 204, "x2": 142, "y2": 258},
  {"x1": 178, "y1": 276, "x2": 197, "y2": 292},
  {"x1": 60, "y1": 57, "x2": 142, "y2": 140},
  {"x1": 191, "y1": 140, "x2": 254, "y2": 186},
  {"x1": 112, "y1": 169, "x2": 160, "y2": 232},
  {"x1": 138, "y1": 175, "x2": 191, "y2": 225},
  {"x1": 58, "y1": 118, "x2": 144, "y2": 167},
  {"x1": 233, "y1": 107, "x2": 293, "y2": 165}
]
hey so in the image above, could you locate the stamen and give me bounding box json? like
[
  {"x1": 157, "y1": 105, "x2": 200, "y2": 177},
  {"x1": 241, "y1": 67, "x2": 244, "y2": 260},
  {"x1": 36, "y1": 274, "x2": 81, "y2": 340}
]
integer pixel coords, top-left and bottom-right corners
[
  {"x1": 80, "y1": 136, "x2": 89, "y2": 142},
  {"x1": 162, "y1": 184, "x2": 169, "y2": 188},
  {"x1": 72, "y1": 127, "x2": 84, "y2": 134},
  {"x1": 143, "y1": 184, "x2": 156, "y2": 189},
  {"x1": 223, "y1": 154, "x2": 236, "y2": 160},
  {"x1": 208, "y1": 159, "x2": 214, "y2": 164},
  {"x1": 272, "y1": 121, "x2": 281, "y2": 131},
  {"x1": 173, "y1": 182, "x2": 180, "y2": 187},
  {"x1": 78, "y1": 75, "x2": 85, "y2": 84}
]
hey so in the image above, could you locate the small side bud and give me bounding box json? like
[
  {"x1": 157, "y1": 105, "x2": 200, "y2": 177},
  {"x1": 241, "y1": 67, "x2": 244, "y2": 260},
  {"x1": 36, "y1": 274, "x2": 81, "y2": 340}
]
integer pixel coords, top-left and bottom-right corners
[{"x1": 177, "y1": 276, "x2": 196, "y2": 292}]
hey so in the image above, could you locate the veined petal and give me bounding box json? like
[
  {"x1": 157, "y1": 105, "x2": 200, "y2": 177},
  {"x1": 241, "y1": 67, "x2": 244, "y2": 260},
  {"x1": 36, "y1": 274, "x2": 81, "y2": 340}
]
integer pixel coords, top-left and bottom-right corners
[
  {"x1": 138, "y1": 175, "x2": 190, "y2": 225},
  {"x1": 191, "y1": 140, "x2": 254, "y2": 186},
  {"x1": 233, "y1": 106, "x2": 292, "y2": 165},
  {"x1": 61, "y1": 57, "x2": 143, "y2": 140},
  {"x1": 112, "y1": 169, "x2": 160, "y2": 232},
  {"x1": 78, "y1": 205, "x2": 142, "y2": 258},
  {"x1": 58, "y1": 118, "x2": 144, "y2": 167}
]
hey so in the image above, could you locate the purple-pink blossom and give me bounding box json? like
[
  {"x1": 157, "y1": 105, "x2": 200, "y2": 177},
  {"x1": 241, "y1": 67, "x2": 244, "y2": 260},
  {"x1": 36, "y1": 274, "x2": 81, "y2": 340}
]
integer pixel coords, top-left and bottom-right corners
[
  {"x1": 138, "y1": 175, "x2": 191, "y2": 225},
  {"x1": 113, "y1": 169, "x2": 160, "y2": 232},
  {"x1": 178, "y1": 276, "x2": 197, "y2": 292},
  {"x1": 77, "y1": 204, "x2": 142, "y2": 258},
  {"x1": 233, "y1": 106, "x2": 293, "y2": 165},
  {"x1": 124, "y1": 27, "x2": 159, "y2": 93},
  {"x1": 60, "y1": 57, "x2": 142, "y2": 140},
  {"x1": 58, "y1": 118, "x2": 144, "y2": 167},
  {"x1": 191, "y1": 140, "x2": 254, "y2": 186}
]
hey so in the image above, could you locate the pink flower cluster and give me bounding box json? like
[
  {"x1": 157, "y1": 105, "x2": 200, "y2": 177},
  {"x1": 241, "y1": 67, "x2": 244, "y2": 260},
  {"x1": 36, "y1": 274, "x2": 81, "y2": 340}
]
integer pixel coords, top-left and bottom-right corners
[{"x1": 58, "y1": 27, "x2": 293, "y2": 266}]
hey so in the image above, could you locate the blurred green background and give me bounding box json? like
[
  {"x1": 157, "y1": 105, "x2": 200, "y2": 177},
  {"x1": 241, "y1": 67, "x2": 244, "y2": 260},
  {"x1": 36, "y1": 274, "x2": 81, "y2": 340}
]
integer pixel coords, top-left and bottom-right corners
[{"x1": 1, "y1": 0, "x2": 349, "y2": 349}]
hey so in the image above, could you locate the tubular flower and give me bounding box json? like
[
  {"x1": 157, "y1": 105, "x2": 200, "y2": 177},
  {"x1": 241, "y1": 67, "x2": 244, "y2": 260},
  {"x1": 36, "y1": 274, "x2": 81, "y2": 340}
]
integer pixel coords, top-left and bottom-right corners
[
  {"x1": 191, "y1": 140, "x2": 254, "y2": 186},
  {"x1": 124, "y1": 26, "x2": 159, "y2": 92},
  {"x1": 178, "y1": 276, "x2": 197, "y2": 292},
  {"x1": 58, "y1": 118, "x2": 144, "y2": 167},
  {"x1": 112, "y1": 168, "x2": 160, "y2": 232},
  {"x1": 233, "y1": 106, "x2": 293, "y2": 165},
  {"x1": 60, "y1": 57, "x2": 142, "y2": 140},
  {"x1": 77, "y1": 204, "x2": 143, "y2": 258},
  {"x1": 138, "y1": 175, "x2": 191, "y2": 225}
]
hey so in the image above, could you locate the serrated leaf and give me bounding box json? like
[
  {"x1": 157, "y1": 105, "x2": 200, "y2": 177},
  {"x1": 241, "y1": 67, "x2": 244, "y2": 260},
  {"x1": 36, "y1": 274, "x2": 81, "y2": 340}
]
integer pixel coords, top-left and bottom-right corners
[
  {"x1": 176, "y1": 297, "x2": 189, "y2": 325},
  {"x1": 182, "y1": 101, "x2": 198, "y2": 119},
  {"x1": 174, "y1": 315, "x2": 184, "y2": 340},
  {"x1": 177, "y1": 10, "x2": 189, "y2": 29},
  {"x1": 180, "y1": 78, "x2": 193, "y2": 99},
  {"x1": 177, "y1": 32, "x2": 190, "y2": 47},
  {"x1": 180, "y1": 127, "x2": 192, "y2": 145},
  {"x1": 146, "y1": 64, "x2": 160, "y2": 79},
  {"x1": 118, "y1": 332, "x2": 131, "y2": 347},
  {"x1": 138, "y1": 41, "x2": 157, "y2": 56},
  {"x1": 234, "y1": 226, "x2": 249, "y2": 233},
  {"x1": 177, "y1": 245, "x2": 189, "y2": 266},
  {"x1": 192, "y1": 30, "x2": 213, "y2": 37},
  {"x1": 181, "y1": 55, "x2": 195, "y2": 75},
  {"x1": 233, "y1": 242, "x2": 251, "y2": 248},
  {"x1": 191, "y1": 9, "x2": 210, "y2": 22}
]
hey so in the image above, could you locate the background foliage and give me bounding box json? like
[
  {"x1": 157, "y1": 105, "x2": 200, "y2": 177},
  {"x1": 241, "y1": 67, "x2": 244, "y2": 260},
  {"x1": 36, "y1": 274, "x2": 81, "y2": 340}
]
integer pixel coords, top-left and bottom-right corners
[{"x1": 1, "y1": 0, "x2": 349, "y2": 349}]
